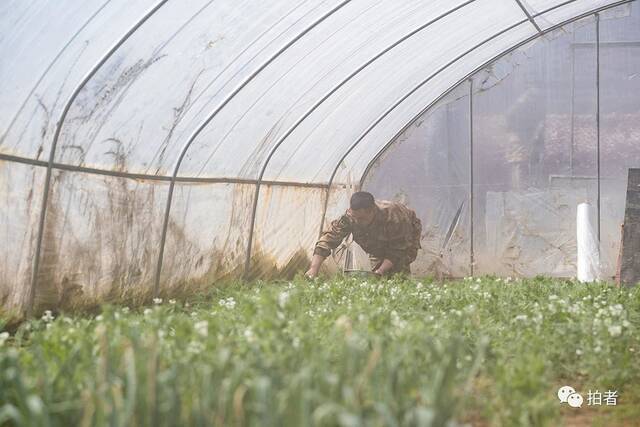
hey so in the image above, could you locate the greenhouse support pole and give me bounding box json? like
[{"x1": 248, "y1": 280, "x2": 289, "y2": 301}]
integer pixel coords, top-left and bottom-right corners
[
  {"x1": 469, "y1": 79, "x2": 475, "y2": 276},
  {"x1": 570, "y1": 28, "x2": 576, "y2": 174},
  {"x1": 27, "y1": 0, "x2": 170, "y2": 317},
  {"x1": 154, "y1": 1, "x2": 353, "y2": 291},
  {"x1": 596, "y1": 13, "x2": 602, "y2": 247},
  {"x1": 513, "y1": 0, "x2": 543, "y2": 34},
  {"x1": 242, "y1": 1, "x2": 479, "y2": 278}
]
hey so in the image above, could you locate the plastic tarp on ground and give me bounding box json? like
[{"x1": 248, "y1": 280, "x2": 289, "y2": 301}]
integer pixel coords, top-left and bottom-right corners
[{"x1": 1, "y1": 0, "x2": 638, "y2": 315}]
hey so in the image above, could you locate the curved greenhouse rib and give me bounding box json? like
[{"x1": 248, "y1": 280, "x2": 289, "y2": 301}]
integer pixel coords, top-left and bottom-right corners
[
  {"x1": 27, "y1": 0, "x2": 171, "y2": 316},
  {"x1": 0, "y1": 0, "x2": 112, "y2": 145},
  {"x1": 356, "y1": 0, "x2": 633, "y2": 191},
  {"x1": 242, "y1": 0, "x2": 479, "y2": 277},
  {"x1": 153, "y1": 0, "x2": 353, "y2": 294}
]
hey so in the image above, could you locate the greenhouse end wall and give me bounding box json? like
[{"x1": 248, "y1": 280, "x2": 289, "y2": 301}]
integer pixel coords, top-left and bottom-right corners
[{"x1": 363, "y1": 5, "x2": 640, "y2": 279}]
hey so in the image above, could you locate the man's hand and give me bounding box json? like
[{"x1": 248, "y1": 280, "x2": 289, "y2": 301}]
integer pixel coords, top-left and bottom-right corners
[
  {"x1": 305, "y1": 254, "x2": 326, "y2": 279},
  {"x1": 373, "y1": 259, "x2": 394, "y2": 276},
  {"x1": 305, "y1": 267, "x2": 319, "y2": 279}
]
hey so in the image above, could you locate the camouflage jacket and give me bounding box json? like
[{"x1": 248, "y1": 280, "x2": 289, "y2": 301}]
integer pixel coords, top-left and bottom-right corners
[{"x1": 314, "y1": 200, "x2": 422, "y2": 268}]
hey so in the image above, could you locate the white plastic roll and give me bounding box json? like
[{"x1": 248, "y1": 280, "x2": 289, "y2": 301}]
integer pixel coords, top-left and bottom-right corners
[{"x1": 577, "y1": 202, "x2": 600, "y2": 282}]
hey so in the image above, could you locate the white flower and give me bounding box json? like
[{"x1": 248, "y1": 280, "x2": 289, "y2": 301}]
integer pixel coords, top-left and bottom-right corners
[
  {"x1": 194, "y1": 320, "x2": 208, "y2": 337},
  {"x1": 169, "y1": 299, "x2": 176, "y2": 305},
  {"x1": 278, "y1": 291, "x2": 290, "y2": 309},
  {"x1": 187, "y1": 340, "x2": 204, "y2": 354},
  {"x1": 0, "y1": 332, "x2": 9, "y2": 346},
  {"x1": 122, "y1": 307, "x2": 130, "y2": 313},
  {"x1": 95, "y1": 315, "x2": 103, "y2": 322},
  {"x1": 243, "y1": 327, "x2": 256, "y2": 343},
  {"x1": 41, "y1": 310, "x2": 54, "y2": 323},
  {"x1": 608, "y1": 325, "x2": 622, "y2": 337},
  {"x1": 514, "y1": 314, "x2": 528, "y2": 322},
  {"x1": 153, "y1": 298, "x2": 163, "y2": 305},
  {"x1": 390, "y1": 311, "x2": 407, "y2": 331},
  {"x1": 143, "y1": 308, "x2": 153, "y2": 316},
  {"x1": 219, "y1": 297, "x2": 236, "y2": 309},
  {"x1": 609, "y1": 304, "x2": 624, "y2": 317},
  {"x1": 576, "y1": 349, "x2": 583, "y2": 356}
]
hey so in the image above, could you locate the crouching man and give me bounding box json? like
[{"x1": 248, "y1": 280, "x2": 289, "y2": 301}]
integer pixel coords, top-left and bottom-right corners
[{"x1": 306, "y1": 191, "x2": 422, "y2": 278}]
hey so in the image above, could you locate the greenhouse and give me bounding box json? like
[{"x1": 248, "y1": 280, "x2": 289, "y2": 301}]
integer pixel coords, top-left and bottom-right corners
[
  {"x1": 1, "y1": 1, "x2": 640, "y2": 424},
  {"x1": 2, "y1": 0, "x2": 639, "y2": 315}
]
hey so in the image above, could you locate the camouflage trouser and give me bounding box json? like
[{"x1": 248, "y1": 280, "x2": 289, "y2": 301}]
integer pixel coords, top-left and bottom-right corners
[{"x1": 369, "y1": 247, "x2": 417, "y2": 276}]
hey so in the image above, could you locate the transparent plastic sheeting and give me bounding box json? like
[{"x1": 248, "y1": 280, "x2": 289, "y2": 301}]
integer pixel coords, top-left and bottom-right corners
[
  {"x1": 0, "y1": 0, "x2": 159, "y2": 160},
  {"x1": 363, "y1": 6, "x2": 640, "y2": 279},
  {"x1": 36, "y1": 171, "x2": 169, "y2": 309},
  {"x1": 472, "y1": 16, "x2": 599, "y2": 277},
  {"x1": 0, "y1": 0, "x2": 626, "y2": 182},
  {"x1": 0, "y1": 161, "x2": 44, "y2": 313},
  {"x1": 160, "y1": 183, "x2": 254, "y2": 288},
  {"x1": 249, "y1": 186, "x2": 326, "y2": 277}
]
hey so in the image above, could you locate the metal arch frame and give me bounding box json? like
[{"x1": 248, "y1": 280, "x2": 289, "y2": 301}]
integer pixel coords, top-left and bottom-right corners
[
  {"x1": 16, "y1": 0, "x2": 625, "y2": 311},
  {"x1": 318, "y1": 0, "x2": 600, "y2": 237},
  {"x1": 357, "y1": 0, "x2": 632, "y2": 189},
  {"x1": 315, "y1": 18, "x2": 530, "y2": 238},
  {"x1": 188, "y1": 0, "x2": 387, "y2": 178},
  {"x1": 242, "y1": 0, "x2": 480, "y2": 278},
  {"x1": 141, "y1": 0, "x2": 322, "y2": 176},
  {"x1": 153, "y1": 0, "x2": 353, "y2": 295},
  {"x1": 27, "y1": 0, "x2": 171, "y2": 316},
  {"x1": 351, "y1": 0, "x2": 590, "y2": 181}
]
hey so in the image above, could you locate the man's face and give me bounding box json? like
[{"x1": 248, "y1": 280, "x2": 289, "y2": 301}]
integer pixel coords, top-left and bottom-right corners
[{"x1": 348, "y1": 207, "x2": 375, "y2": 226}]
